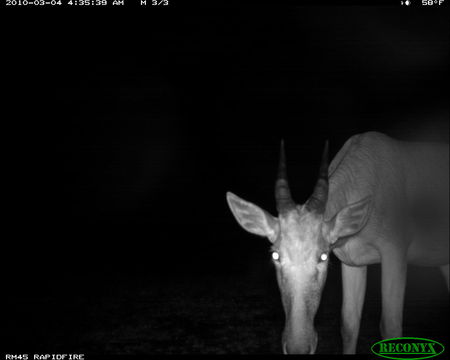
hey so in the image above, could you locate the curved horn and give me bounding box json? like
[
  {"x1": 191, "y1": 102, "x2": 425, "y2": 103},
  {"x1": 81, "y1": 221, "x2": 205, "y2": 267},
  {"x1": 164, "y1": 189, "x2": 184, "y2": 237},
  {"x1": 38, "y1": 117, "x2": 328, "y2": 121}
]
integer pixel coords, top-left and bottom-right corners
[
  {"x1": 275, "y1": 140, "x2": 296, "y2": 214},
  {"x1": 306, "y1": 141, "x2": 329, "y2": 213}
]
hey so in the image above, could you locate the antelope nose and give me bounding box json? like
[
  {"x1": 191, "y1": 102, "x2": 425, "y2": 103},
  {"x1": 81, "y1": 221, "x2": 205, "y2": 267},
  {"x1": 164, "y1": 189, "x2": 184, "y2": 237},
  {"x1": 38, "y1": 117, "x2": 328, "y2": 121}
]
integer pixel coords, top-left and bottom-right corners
[
  {"x1": 283, "y1": 341, "x2": 315, "y2": 354},
  {"x1": 283, "y1": 331, "x2": 318, "y2": 354}
]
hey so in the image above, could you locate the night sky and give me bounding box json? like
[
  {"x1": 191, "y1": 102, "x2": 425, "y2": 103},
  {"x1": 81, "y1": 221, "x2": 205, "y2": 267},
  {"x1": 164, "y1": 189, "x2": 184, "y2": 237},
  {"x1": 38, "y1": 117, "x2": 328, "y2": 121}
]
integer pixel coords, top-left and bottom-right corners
[{"x1": 4, "y1": 4, "x2": 449, "y2": 356}]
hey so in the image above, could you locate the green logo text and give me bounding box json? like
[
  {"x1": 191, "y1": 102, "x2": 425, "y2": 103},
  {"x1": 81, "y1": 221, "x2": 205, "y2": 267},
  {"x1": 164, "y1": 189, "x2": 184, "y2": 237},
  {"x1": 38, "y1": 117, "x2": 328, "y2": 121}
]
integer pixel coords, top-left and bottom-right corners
[{"x1": 371, "y1": 337, "x2": 445, "y2": 360}]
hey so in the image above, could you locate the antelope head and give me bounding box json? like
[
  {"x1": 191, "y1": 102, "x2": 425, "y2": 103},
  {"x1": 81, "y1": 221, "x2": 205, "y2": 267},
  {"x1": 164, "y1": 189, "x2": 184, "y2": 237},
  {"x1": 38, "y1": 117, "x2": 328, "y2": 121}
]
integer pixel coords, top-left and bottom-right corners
[{"x1": 226, "y1": 141, "x2": 371, "y2": 354}]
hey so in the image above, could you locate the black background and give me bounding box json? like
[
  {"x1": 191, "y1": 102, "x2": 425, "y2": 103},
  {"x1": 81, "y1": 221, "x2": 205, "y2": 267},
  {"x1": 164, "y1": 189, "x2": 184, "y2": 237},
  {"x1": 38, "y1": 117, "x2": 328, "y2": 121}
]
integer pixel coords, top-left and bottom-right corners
[{"x1": 4, "y1": 3, "x2": 449, "y2": 356}]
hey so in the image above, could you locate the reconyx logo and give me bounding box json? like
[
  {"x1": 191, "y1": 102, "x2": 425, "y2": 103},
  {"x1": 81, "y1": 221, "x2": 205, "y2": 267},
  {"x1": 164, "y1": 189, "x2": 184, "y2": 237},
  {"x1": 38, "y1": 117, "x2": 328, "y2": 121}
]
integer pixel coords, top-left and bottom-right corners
[{"x1": 371, "y1": 337, "x2": 445, "y2": 360}]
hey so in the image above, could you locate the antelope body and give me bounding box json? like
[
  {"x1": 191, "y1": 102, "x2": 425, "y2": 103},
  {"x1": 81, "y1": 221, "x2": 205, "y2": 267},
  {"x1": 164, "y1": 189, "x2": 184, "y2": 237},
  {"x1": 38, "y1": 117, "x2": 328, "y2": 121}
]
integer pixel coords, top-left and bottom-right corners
[{"x1": 226, "y1": 131, "x2": 449, "y2": 354}]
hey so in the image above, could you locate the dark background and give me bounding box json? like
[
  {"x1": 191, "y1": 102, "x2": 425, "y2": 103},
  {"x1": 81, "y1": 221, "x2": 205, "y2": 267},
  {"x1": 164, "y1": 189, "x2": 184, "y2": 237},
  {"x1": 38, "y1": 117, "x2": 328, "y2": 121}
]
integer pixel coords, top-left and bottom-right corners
[{"x1": 4, "y1": 3, "x2": 449, "y2": 356}]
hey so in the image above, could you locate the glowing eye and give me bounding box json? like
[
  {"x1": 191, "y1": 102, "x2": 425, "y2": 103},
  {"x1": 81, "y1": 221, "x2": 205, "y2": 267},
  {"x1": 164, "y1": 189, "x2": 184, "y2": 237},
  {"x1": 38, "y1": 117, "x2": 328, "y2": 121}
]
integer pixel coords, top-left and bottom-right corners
[
  {"x1": 272, "y1": 251, "x2": 280, "y2": 261},
  {"x1": 320, "y1": 253, "x2": 328, "y2": 262}
]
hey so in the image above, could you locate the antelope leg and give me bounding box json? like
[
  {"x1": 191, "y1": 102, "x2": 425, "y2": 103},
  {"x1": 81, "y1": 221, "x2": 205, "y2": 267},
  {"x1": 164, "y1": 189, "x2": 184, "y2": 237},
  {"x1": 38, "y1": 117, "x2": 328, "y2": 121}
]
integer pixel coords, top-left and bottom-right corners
[{"x1": 341, "y1": 263, "x2": 367, "y2": 354}]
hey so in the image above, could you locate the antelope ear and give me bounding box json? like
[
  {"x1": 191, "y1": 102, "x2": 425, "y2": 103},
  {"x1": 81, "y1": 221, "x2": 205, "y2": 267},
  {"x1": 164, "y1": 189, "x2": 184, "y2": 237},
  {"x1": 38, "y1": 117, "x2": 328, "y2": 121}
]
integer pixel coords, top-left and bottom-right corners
[
  {"x1": 325, "y1": 196, "x2": 372, "y2": 243},
  {"x1": 226, "y1": 192, "x2": 279, "y2": 243}
]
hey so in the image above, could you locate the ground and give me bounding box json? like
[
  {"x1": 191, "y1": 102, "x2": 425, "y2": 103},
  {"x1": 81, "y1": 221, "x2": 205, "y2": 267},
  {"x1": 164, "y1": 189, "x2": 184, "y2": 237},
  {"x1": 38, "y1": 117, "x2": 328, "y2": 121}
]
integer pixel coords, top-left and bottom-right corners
[{"x1": 5, "y1": 259, "x2": 448, "y2": 355}]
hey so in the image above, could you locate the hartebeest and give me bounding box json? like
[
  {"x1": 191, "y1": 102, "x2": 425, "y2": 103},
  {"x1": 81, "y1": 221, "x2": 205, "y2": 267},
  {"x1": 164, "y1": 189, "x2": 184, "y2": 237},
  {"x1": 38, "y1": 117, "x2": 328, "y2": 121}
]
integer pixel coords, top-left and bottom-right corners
[{"x1": 226, "y1": 132, "x2": 449, "y2": 354}]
